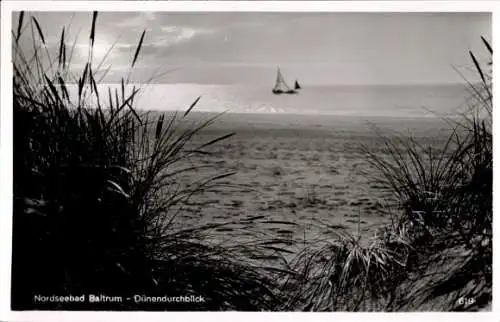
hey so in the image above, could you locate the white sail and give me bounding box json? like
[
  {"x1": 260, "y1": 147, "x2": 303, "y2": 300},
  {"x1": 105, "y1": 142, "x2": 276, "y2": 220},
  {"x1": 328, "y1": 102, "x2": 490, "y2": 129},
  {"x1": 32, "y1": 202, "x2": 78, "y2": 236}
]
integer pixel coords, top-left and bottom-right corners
[{"x1": 273, "y1": 68, "x2": 291, "y2": 92}]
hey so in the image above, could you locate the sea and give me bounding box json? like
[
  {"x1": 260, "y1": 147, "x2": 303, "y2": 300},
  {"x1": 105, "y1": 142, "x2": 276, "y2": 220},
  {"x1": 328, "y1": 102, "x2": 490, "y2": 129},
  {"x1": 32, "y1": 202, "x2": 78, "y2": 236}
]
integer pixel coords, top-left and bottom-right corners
[{"x1": 84, "y1": 83, "x2": 473, "y2": 119}]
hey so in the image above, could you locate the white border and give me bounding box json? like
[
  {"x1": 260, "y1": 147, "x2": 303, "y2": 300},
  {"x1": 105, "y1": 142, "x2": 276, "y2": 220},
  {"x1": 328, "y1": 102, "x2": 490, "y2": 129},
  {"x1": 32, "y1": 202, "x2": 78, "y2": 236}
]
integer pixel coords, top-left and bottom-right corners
[
  {"x1": 1, "y1": 1, "x2": 498, "y2": 322},
  {"x1": 1, "y1": 0, "x2": 500, "y2": 12}
]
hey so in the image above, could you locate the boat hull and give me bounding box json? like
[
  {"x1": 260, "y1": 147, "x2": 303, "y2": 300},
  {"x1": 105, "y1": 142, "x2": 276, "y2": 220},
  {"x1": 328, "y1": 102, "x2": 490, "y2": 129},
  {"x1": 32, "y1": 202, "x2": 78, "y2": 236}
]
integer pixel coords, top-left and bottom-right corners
[{"x1": 272, "y1": 89, "x2": 298, "y2": 95}]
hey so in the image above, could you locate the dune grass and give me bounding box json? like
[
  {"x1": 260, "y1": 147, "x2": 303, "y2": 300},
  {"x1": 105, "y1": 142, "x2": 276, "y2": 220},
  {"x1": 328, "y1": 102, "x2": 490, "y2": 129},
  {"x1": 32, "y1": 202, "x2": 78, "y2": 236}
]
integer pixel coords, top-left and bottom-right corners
[
  {"x1": 11, "y1": 11, "x2": 286, "y2": 311},
  {"x1": 275, "y1": 36, "x2": 492, "y2": 312},
  {"x1": 287, "y1": 36, "x2": 492, "y2": 311},
  {"x1": 381, "y1": 40, "x2": 492, "y2": 311}
]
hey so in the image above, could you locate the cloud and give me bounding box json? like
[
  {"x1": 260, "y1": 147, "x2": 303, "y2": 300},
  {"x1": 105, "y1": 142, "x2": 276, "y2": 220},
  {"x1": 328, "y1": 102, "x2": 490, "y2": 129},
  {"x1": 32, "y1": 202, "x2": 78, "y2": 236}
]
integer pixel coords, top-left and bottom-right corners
[
  {"x1": 113, "y1": 12, "x2": 157, "y2": 29},
  {"x1": 158, "y1": 26, "x2": 214, "y2": 46},
  {"x1": 111, "y1": 25, "x2": 216, "y2": 58}
]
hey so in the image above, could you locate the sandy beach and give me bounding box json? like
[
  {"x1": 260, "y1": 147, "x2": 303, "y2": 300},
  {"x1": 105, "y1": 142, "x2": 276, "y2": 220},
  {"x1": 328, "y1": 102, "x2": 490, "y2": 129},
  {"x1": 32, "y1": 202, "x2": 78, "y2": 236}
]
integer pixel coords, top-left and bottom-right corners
[{"x1": 167, "y1": 113, "x2": 451, "y2": 253}]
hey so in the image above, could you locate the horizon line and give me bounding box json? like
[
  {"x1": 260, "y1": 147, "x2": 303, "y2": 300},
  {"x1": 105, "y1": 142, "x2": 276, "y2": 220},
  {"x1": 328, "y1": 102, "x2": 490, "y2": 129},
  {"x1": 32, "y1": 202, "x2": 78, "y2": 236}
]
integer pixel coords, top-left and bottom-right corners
[{"x1": 56, "y1": 81, "x2": 475, "y2": 87}]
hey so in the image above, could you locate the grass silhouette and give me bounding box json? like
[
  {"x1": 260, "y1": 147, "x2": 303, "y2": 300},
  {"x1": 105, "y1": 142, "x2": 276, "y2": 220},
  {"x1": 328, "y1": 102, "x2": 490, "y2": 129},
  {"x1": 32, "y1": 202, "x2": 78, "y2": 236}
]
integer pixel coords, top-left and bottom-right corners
[{"x1": 12, "y1": 11, "x2": 285, "y2": 311}]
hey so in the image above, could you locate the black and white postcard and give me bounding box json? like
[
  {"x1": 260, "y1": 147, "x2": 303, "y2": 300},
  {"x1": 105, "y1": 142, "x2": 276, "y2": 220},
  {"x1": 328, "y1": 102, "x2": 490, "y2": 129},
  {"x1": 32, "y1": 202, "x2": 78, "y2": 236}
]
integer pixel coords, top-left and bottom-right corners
[{"x1": 0, "y1": 1, "x2": 497, "y2": 321}]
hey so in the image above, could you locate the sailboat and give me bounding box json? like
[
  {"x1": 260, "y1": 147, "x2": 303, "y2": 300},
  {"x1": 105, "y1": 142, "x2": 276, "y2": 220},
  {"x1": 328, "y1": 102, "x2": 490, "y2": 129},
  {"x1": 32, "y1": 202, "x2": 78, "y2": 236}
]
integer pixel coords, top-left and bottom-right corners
[
  {"x1": 294, "y1": 80, "x2": 301, "y2": 90},
  {"x1": 272, "y1": 67, "x2": 299, "y2": 95}
]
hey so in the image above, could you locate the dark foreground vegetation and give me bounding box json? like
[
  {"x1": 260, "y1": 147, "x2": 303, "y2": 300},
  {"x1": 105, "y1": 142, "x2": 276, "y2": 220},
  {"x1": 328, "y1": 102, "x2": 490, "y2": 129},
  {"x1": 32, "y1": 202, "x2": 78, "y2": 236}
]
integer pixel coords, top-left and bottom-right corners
[{"x1": 11, "y1": 12, "x2": 492, "y2": 311}]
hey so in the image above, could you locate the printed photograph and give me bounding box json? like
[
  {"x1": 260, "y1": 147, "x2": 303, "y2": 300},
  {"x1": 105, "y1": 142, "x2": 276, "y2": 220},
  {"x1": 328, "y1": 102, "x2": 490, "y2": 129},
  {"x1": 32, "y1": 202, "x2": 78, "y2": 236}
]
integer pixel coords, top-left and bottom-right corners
[{"x1": 11, "y1": 10, "x2": 492, "y2": 311}]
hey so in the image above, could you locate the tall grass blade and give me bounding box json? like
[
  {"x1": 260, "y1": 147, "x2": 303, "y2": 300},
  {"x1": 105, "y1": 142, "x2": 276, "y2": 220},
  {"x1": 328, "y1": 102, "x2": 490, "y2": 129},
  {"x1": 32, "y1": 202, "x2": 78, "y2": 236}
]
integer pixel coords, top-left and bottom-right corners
[
  {"x1": 31, "y1": 17, "x2": 46, "y2": 45},
  {"x1": 184, "y1": 96, "x2": 201, "y2": 117},
  {"x1": 106, "y1": 87, "x2": 141, "y2": 127},
  {"x1": 58, "y1": 75, "x2": 70, "y2": 102},
  {"x1": 90, "y1": 68, "x2": 101, "y2": 109},
  {"x1": 108, "y1": 87, "x2": 114, "y2": 111},
  {"x1": 126, "y1": 87, "x2": 141, "y2": 123},
  {"x1": 78, "y1": 63, "x2": 90, "y2": 102},
  {"x1": 155, "y1": 114, "x2": 165, "y2": 141},
  {"x1": 481, "y1": 36, "x2": 492, "y2": 54},
  {"x1": 198, "y1": 133, "x2": 235, "y2": 150},
  {"x1": 82, "y1": 62, "x2": 89, "y2": 83},
  {"x1": 94, "y1": 36, "x2": 121, "y2": 76},
  {"x1": 106, "y1": 180, "x2": 130, "y2": 198},
  {"x1": 121, "y1": 78, "x2": 125, "y2": 103},
  {"x1": 90, "y1": 11, "x2": 98, "y2": 47},
  {"x1": 66, "y1": 28, "x2": 81, "y2": 71},
  {"x1": 45, "y1": 77, "x2": 65, "y2": 109},
  {"x1": 469, "y1": 51, "x2": 486, "y2": 85},
  {"x1": 16, "y1": 11, "x2": 25, "y2": 43},
  {"x1": 132, "y1": 30, "x2": 146, "y2": 68},
  {"x1": 58, "y1": 27, "x2": 65, "y2": 69}
]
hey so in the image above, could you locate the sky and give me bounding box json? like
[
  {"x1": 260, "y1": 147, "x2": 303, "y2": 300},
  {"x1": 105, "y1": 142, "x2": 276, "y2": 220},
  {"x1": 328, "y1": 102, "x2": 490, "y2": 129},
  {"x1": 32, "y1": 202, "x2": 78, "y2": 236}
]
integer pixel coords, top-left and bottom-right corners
[{"x1": 13, "y1": 12, "x2": 491, "y2": 86}]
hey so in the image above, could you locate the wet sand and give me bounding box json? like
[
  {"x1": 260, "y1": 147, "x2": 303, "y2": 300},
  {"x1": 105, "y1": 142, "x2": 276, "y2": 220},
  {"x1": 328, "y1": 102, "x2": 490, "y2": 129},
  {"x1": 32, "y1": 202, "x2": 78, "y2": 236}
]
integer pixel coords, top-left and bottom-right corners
[{"x1": 163, "y1": 113, "x2": 450, "y2": 254}]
